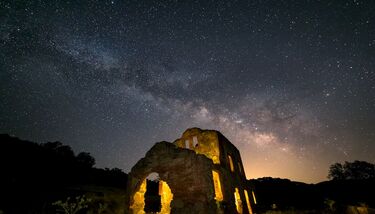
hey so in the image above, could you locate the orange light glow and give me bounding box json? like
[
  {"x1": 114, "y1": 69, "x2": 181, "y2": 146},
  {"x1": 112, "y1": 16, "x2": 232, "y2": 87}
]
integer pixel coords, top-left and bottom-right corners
[
  {"x1": 130, "y1": 179, "x2": 146, "y2": 214},
  {"x1": 130, "y1": 179, "x2": 173, "y2": 214},
  {"x1": 228, "y1": 155, "x2": 235, "y2": 172},
  {"x1": 234, "y1": 187, "x2": 243, "y2": 214},
  {"x1": 244, "y1": 190, "x2": 253, "y2": 214},
  {"x1": 212, "y1": 170, "x2": 223, "y2": 201},
  {"x1": 159, "y1": 180, "x2": 173, "y2": 213}
]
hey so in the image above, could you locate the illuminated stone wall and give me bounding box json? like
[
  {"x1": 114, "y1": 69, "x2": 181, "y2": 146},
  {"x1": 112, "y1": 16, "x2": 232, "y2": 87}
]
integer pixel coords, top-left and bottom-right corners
[
  {"x1": 174, "y1": 128, "x2": 221, "y2": 164},
  {"x1": 125, "y1": 128, "x2": 256, "y2": 214}
]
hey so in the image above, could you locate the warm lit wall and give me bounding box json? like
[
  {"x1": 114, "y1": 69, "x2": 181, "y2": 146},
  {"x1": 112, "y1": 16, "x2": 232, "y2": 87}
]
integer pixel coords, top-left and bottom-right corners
[
  {"x1": 217, "y1": 133, "x2": 246, "y2": 178},
  {"x1": 234, "y1": 187, "x2": 243, "y2": 214},
  {"x1": 129, "y1": 179, "x2": 146, "y2": 214},
  {"x1": 126, "y1": 129, "x2": 257, "y2": 214},
  {"x1": 129, "y1": 179, "x2": 173, "y2": 214},
  {"x1": 228, "y1": 155, "x2": 235, "y2": 172},
  {"x1": 173, "y1": 128, "x2": 255, "y2": 213},
  {"x1": 125, "y1": 141, "x2": 219, "y2": 214},
  {"x1": 244, "y1": 190, "x2": 253, "y2": 214},
  {"x1": 159, "y1": 180, "x2": 173, "y2": 213},
  {"x1": 252, "y1": 191, "x2": 257, "y2": 205},
  {"x1": 173, "y1": 128, "x2": 221, "y2": 164},
  {"x1": 212, "y1": 170, "x2": 223, "y2": 201}
]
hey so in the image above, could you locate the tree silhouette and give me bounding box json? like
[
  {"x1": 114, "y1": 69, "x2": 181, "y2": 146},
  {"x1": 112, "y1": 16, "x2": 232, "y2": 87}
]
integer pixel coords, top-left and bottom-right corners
[
  {"x1": 0, "y1": 134, "x2": 128, "y2": 213},
  {"x1": 328, "y1": 161, "x2": 375, "y2": 180},
  {"x1": 328, "y1": 163, "x2": 345, "y2": 180},
  {"x1": 42, "y1": 141, "x2": 75, "y2": 158},
  {"x1": 76, "y1": 152, "x2": 96, "y2": 168}
]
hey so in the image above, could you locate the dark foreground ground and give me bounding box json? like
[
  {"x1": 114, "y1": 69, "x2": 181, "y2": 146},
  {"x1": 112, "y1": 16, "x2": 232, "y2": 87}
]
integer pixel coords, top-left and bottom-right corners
[{"x1": 250, "y1": 177, "x2": 375, "y2": 214}]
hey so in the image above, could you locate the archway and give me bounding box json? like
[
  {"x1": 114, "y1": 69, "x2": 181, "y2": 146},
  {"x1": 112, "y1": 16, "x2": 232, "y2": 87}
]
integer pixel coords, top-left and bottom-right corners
[
  {"x1": 125, "y1": 142, "x2": 217, "y2": 214},
  {"x1": 130, "y1": 172, "x2": 173, "y2": 214}
]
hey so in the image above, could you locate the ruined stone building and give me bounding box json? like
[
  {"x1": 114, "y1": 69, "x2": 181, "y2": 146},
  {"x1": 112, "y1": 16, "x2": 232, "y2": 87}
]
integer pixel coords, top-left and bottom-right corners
[{"x1": 125, "y1": 128, "x2": 257, "y2": 214}]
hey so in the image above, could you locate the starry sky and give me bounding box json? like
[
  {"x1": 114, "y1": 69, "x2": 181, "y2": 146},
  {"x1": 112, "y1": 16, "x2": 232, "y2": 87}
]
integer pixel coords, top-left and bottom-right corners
[{"x1": 1, "y1": 0, "x2": 374, "y2": 183}]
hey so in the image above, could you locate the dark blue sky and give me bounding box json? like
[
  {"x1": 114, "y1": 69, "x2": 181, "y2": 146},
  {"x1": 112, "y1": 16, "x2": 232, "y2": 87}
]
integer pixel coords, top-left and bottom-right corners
[{"x1": 1, "y1": 0, "x2": 374, "y2": 183}]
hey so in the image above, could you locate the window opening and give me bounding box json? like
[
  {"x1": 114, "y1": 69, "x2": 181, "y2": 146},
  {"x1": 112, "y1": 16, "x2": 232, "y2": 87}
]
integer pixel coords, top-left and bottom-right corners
[
  {"x1": 228, "y1": 155, "x2": 235, "y2": 172},
  {"x1": 234, "y1": 187, "x2": 243, "y2": 214},
  {"x1": 193, "y1": 136, "x2": 199, "y2": 147},
  {"x1": 244, "y1": 190, "x2": 253, "y2": 214},
  {"x1": 212, "y1": 170, "x2": 223, "y2": 201},
  {"x1": 252, "y1": 191, "x2": 257, "y2": 204},
  {"x1": 238, "y1": 162, "x2": 242, "y2": 174}
]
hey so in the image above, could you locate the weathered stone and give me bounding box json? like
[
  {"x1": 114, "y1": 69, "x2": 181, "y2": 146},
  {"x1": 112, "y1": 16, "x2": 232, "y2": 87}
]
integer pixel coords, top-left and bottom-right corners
[{"x1": 125, "y1": 128, "x2": 256, "y2": 214}]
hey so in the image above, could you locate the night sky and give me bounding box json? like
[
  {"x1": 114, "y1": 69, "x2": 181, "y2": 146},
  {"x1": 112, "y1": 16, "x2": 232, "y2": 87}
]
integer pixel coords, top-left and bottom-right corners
[{"x1": 1, "y1": 0, "x2": 374, "y2": 183}]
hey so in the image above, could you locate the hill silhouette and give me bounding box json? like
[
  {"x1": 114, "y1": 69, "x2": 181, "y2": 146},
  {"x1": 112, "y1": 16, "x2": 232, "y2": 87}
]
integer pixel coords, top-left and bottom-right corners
[
  {"x1": 250, "y1": 177, "x2": 375, "y2": 213},
  {"x1": 0, "y1": 134, "x2": 127, "y2": 213}
]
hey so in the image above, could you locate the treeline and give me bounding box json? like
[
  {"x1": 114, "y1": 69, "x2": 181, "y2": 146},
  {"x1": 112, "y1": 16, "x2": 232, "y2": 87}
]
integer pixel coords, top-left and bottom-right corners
[
  {"x1": 0, "y1": 134, "x2": 127, "y2": 213},
  {"x1": 328, "y1": 161, "x2": 375, "y2": 180},
  {"x1": 250, "y1": 176, "x2": 375, "y2": 213}
]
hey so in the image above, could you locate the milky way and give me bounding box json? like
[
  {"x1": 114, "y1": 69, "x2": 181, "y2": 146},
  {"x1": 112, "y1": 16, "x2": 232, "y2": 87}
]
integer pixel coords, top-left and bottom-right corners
[{"x1": 1, "y1": 0, "x2": 374, "y2": 183}]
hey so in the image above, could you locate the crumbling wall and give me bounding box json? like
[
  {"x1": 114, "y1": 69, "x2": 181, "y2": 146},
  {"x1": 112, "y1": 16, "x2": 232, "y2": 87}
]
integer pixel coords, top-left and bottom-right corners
[
  {"x1": 174, "y1": 128, "x2": 221, "y2": 164},
  {"x1": 125, "y1": 142, "x2": 219, "y2": 214},
  {"x1": 125, "y1": 128, "x2": 255, "y2": 214}
]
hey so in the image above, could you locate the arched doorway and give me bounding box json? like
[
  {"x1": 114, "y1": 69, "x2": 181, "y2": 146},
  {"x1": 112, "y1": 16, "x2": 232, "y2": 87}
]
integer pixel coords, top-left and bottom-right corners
[
  {"x1": 130, "y1": 172, "x2": 173, "y2": 214},
  {"x1": 125, "y1": 142, "x2": 217, "y2": 214}
]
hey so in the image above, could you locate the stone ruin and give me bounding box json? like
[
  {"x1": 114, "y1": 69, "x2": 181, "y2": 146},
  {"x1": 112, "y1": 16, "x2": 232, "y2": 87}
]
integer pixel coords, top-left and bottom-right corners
[{"x1": 124, "y1": 128, "x2": 256, "y2": 214}]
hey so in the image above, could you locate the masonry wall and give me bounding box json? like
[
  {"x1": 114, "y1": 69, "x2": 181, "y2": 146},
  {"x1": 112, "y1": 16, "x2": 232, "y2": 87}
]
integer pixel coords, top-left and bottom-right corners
[
  {"x1": 172, "y1": 128, "x2": 255, "y2": 214},
  {"x1": 125, "y1": 128, "x2": 256, "y2": 214}
]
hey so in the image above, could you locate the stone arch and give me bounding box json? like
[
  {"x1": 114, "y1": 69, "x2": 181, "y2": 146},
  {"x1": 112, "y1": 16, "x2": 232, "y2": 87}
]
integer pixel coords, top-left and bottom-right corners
[
  {"x1": 130, "y1": 172, "x2": 173, "y2": 214},
  {"x1": 125, "y1": 142, "x2": 218, "y2": 214}
]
